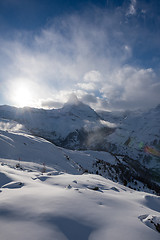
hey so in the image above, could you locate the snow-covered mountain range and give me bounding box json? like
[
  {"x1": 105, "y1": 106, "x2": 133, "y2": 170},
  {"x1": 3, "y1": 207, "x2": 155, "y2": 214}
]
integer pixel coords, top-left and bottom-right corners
[
  {"x1": 0, "y1": 98, "x2": 159, "y2": 184},
  {"x1": 0, "y1": 97, "x2": 114, "y2": 148}
]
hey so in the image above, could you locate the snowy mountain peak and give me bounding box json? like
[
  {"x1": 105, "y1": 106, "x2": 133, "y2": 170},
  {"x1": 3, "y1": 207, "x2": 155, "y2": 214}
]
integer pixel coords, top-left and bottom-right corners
[
  {"x1": 66, "y1": 93, "x2": 81, "y2": 106},
  {"x1": 62, "y1": 94, "x2": 100, "y2": 119}
]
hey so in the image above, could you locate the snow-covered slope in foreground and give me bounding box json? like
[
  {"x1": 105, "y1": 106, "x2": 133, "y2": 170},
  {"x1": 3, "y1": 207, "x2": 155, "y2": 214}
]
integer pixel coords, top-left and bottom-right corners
[
  {"x1": 0, "y1": 130, "x2": 160, "y2": 239},
  {"x1": 0, "y1": 161, "x2": 160, "y2": 240}
]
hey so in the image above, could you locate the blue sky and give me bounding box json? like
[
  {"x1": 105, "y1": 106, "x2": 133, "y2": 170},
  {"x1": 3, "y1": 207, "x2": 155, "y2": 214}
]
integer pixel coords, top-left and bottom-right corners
[{"x1": 0, "y1": 0, "x2": 160, "y2": 111}]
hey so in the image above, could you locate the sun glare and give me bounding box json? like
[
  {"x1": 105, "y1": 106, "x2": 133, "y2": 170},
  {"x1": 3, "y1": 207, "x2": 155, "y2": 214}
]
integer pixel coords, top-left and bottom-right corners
[{"x1": 12, "y1": 83, "x2": 32, "y2": 107}]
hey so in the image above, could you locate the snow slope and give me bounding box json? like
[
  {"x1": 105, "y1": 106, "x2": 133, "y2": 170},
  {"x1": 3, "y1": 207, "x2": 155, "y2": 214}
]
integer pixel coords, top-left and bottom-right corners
[
  {"x1": 0, "y1": 128, "x2": 111, "y2": 175},
  {"x1": 98, "y1": 105, "x2": 160, "y2": 181},
  {"x1": 1, "y1": 127, "x2": 159, "y2": 194},
  {"x1": 99, "y1": 106, "x2": 160, "y2": 159},
  {"x1": 0, "y1": 157, "x2": 160, "y2": 239}
]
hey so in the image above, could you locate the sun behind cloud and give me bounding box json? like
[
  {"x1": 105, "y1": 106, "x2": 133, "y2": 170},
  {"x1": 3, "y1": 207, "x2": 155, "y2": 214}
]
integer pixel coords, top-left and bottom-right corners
[{"x1": 12, "y1": 82, "x2": 33, "y2": 107}]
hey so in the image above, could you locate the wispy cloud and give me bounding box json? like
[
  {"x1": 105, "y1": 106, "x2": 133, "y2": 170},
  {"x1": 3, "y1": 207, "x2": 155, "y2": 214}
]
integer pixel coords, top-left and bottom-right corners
[
  {"x1": 0, "y1": 3, "x2": 159, "y2": 111},
  {"x1": 126, "y1": 0, "x2": 136, "y2": 16}
]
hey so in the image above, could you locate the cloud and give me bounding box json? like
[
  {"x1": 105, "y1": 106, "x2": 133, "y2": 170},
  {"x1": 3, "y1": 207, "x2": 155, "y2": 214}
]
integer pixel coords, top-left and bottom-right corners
[
  {"x1": 77, "y1": 70, "x2": 103, "y2": 91},
  {"x1": 101, "y1": 66, "x2": 160, "y2": 110},
  {"x1": 77, "y1": 82, "x2": 97, "y2": 91},
  {"x1": 83, "y1": 71, "x2": 102, "y2": 83},
  {"x1": 0, "y1": 3, "x2": 159, "y2": 111},
  {"x1": 126, "y1": 0, "x2": 136, "y2": 16},
  {"x1": 80, "y1": 94, "x2": 97, "y2": 104},
  {"x1": 40, "y1": 99, "x2": 63, "y2": 109}
]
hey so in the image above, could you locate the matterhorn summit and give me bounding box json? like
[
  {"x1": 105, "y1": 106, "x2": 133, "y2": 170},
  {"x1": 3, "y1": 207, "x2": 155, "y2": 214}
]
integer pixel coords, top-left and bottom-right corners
[
  {"x1": 65, "y1": 93, "x2": 81, "y2": 106},
  {"x1": 62, "y1": 94, "x2": 99, "y2": 119}
]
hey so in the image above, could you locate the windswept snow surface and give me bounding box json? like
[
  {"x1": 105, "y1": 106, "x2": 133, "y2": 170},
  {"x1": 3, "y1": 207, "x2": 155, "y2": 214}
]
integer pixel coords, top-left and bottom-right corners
[
  {"x1": 0, "y1": 130, "x2": 160, "y2": 239},
  {"x1": 0, "y1": 161, "x2": 160, "y2": 240}
]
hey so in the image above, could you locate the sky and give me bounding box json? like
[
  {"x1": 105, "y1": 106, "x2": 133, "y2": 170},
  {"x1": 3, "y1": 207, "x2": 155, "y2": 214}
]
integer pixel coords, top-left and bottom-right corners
[{"x1": 0, "y1": 0, "x2": 160, "y2": 111}]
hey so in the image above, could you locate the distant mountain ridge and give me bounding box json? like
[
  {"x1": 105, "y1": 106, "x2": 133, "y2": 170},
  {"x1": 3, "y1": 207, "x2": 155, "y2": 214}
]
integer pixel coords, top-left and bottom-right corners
[{"x1": 0, "y1": 99, "x2": 115, "y2": 149}]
